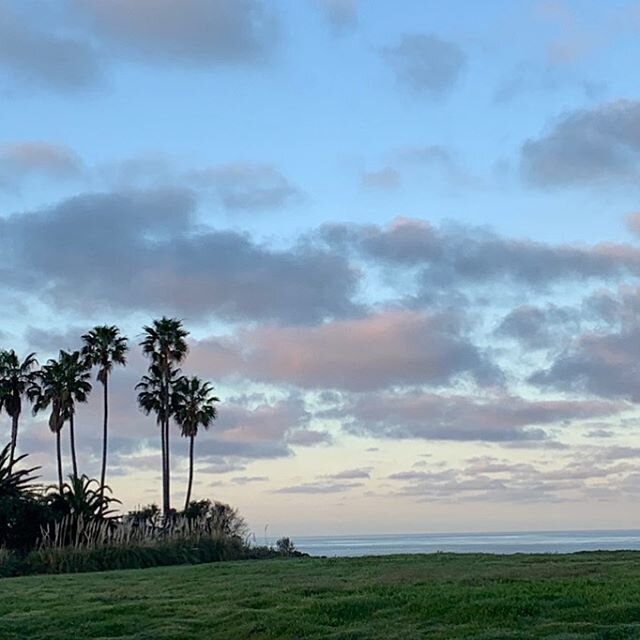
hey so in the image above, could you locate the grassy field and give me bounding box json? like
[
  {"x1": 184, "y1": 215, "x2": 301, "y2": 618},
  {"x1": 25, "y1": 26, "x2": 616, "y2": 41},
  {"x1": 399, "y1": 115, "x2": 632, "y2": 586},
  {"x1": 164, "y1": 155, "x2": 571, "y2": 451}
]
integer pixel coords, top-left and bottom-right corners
[{"x1": 2, "y1": 552, "x2": 640, "y2": 639}]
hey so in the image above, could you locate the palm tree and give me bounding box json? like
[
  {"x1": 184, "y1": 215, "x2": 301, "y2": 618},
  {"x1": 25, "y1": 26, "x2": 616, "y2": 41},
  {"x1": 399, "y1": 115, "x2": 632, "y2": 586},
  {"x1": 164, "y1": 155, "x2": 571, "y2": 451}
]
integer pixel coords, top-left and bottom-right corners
[
  {"x1": 31, "y1": 357, "x2": 67, "y2": 492},
  {"x1": 81, "y1": 326, "x2": 128, "y2": 505},
  {"x1": 172, "y1": 376, "x2": 218, "y2": 510},
  {"x1": 32, "y1": 351, "x2": 91, "y2": 489},
  {"x1": 0, "y1": 350, "x2": 38, "y2": 469},
  {"x1": 59, "y1": 350, "x2": 92, "y2": 480},
  {"x1": 139, "y1": 317, "x2": 189, "y2": 514}
]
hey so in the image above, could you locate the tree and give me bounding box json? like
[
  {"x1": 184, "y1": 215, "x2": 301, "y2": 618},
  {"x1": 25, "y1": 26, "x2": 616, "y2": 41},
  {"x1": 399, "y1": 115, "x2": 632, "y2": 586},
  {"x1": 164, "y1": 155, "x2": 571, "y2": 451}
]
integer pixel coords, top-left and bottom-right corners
[
  {"x1": 172, "y1": 376, "x2": 218, "y2": 510},
  {"x1": 31, "y1": 357, "x2": 67, "y2": 492},
  {"x1": 0, "y1": 350, "x2": 38, "y2": 469},
  {"x1": 32, "y1": 351, "x2": 92, "y2": 489},
  {"x1": 139, "y1": 317, "x2": 189, "y2": 515},
  {"x1": 59, "y1": 351, "x2": 92, "y2": 480},
  {"x1": 81, "y1": 326, "x2": 128, "y2": 507}
]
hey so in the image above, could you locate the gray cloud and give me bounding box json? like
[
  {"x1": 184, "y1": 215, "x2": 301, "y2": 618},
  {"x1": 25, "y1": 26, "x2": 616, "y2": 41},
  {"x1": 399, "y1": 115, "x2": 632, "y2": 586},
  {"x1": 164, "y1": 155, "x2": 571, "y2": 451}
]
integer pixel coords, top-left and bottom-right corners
[
  {"x1": 189, "y1": 163, "x2": 300, "y2": 212},
  {"x1": 320, "y1": 217, "x2": 640, "y2": 295},
  {"x1": 0, "y1": 142, "x2": 83, "y2": 189},
  {"x1": 521, "y1": 100, "x2": 640, "y2": 188},
  {"x1": 381, "y1": 33, "x2": 466, "y2": 97},
  {"x1": 324, "y1": 467, "x2": 371, "y2": 480},
  {"x1": 0, "y1": 3, "x2": 102, "y2": 92},
  {"x1": 316, "y1": 0, "x2": 357, "y2": 35},
  {"x1": 76, "y1": 0, "x2": 279, "y2": 65},
  {"x1": 531, "y1": 325, "x2": 640, "y2": 401},
  {"x1": 361, "y1": 167, "x2": 400, "y2": 191},
  {"x1": 495, "y1": 304, "x2": 578, "y2": 350},
  {"x1": 274, "y1": 480, "x2": 363, "y2": 494},
  {"x1": 191, "y1": 309, "x2": 501, "y2": 391},
  {"x1": 338, "y1": 390, "x2": 624, "y2": 443},
  {"x1": 0, "y1": 188, "x2": 360, "y2": 324}
]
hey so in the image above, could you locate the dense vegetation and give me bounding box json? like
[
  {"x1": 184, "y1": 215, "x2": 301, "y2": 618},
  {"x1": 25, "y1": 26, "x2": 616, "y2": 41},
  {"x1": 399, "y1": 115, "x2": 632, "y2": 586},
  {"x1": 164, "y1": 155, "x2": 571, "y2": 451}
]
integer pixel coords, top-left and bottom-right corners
[
  {"x1": 2, "y1": 552, "x2": 640, "y2": 639},
  {"x1": 0, "y1": 318, "x2": 301, "y2": 576}
]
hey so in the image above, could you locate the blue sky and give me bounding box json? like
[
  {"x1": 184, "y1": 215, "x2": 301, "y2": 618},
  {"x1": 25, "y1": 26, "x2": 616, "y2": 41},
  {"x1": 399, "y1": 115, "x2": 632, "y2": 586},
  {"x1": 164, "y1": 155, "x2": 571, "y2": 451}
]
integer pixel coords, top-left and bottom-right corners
[{"x1": 3, "y1": 0, "x2": 640, "y2": 536}]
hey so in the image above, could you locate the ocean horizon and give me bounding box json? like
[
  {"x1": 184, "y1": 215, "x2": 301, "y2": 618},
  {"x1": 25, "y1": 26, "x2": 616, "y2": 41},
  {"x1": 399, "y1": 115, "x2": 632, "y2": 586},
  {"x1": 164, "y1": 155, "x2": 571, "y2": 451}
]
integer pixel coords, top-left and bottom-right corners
[{"x1": 285, "y1": 530, "x2": 640, "y2": 557}]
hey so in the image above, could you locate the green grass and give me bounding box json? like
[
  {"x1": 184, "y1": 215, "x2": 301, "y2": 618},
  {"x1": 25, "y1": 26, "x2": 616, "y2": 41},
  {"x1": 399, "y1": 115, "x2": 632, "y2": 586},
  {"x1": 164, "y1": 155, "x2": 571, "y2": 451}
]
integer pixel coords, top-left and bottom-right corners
[{"x1": 2, "y1": 552, "x2": 640, "y2": 639}]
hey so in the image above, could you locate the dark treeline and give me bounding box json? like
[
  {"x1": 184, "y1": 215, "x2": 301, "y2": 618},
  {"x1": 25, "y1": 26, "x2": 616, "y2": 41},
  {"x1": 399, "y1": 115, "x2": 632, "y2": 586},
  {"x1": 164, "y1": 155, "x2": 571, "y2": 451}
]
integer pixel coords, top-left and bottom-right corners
[{"x1": 0, "y1": 316, "x2": 218, "y2": 514}]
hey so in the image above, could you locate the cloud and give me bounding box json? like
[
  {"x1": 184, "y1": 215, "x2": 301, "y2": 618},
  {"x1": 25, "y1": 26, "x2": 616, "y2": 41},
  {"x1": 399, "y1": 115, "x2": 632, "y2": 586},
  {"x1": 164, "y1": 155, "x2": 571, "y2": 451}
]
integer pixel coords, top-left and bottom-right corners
[
  {"x1": 316, "y1": 0, "x2": 357, "y2": 34},
  {"x1": 0, "y1": 142, "x2": 83, "y2": 189},
  {"x1": 0, "y1": 188, "x2": 360, "y2": 323},
  {"x1": 190, "y1": 163, "x2": 300, "y2": 212},
  {"x1": 0, "y1": 3, "x2": 102, "y2": 92},
  {"x1": 192, "y1": 309, "x2": 501, "y2": 391},
  {"x1": 230, "y1": 475, "x2": 269, "y2": 485},
  {"x1": 495, "y1": 304, "x2": 577, "y2": 350},
  {"x1": 386, "y1": 446, "x2": 640, "y2": 503},
  {"x1": 494, "y1": 61, "x2": 606, "y2": 104},
  {"x1": 338, "y1": 390, "x2": 624, "y2": 442},
  {"x1": 76, "y1": 0, "x2": 280, "y2": 65},
  {"x1": 324, "y1": 467, "x2": 371, "y2": 480},
  {"x1": 274, "y1": 480, "x2": 364, "y2": 494},
  {"x1": 286, "y1": 429, "x2": 332, "y2": 446},
  {"x1": 521, "y1": 100, "x2": 640, "y2": 188},
  {"x1": 531, "y1": 325, "x2": 640, "y2": 401},
  {"x1": 321, "y1": 217, "x2": 640, "y2": 295},
  {"x1": 380, "y1": 33, "x2": 466, "y2": 97},
  {"x1": 361, "y1": 167, "x2": 400, "y2": 190}
]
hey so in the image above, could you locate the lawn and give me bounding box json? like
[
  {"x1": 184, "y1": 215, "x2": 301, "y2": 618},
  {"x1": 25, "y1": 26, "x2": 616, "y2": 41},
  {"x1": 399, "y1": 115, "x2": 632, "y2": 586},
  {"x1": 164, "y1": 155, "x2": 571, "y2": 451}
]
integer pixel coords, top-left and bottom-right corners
[{"x1": 2, "y1": 552, "x2": 640, "y2": 639}]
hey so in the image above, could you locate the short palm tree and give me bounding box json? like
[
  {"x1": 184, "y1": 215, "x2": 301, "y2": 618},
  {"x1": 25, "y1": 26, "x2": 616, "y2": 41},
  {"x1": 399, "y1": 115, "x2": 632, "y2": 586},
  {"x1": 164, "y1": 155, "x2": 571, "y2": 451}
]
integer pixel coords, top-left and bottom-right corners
[
  {"x1": 59, "y1": 350, "x2": 92, "y2": 480},
  {"x1": 139, "y1": 317, "x2": 189, "y2": 514},
  {"x1": 81, "y1": 326, "x2": 128, "y2": 505},
  {"x1": 32, "y1": 351, "x2": 91, "y2": 489},
  {"x1": 0, "y1": 350, "x2": 38, "y2": 469},
  {"x1": 31, "y1": 358, "x2": 67, "y2": 491},
  {"x1": 172, "y1": 376, "x2": 219, "y2": 510}
]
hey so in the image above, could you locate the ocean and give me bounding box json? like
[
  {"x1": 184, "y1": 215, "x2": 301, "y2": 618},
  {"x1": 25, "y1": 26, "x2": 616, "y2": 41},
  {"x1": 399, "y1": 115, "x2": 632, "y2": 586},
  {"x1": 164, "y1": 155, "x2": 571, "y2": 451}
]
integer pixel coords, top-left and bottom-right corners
[{"x1": 288, "y1": 530, "x2": 640, "y2": 557}]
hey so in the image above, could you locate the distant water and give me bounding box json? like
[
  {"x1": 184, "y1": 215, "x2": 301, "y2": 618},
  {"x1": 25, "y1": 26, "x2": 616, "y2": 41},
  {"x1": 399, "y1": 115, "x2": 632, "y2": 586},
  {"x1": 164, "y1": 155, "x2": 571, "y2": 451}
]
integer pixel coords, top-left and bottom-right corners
[{"x1": 286, "y1": 530, "x2": 640, "y2": 557}]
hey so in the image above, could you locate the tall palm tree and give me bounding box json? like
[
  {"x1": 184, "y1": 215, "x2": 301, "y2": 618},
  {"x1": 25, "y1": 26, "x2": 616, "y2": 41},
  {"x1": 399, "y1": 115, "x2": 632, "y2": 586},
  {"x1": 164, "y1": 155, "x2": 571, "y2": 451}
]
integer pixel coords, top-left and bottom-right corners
[
  {"x1": 172, "y1": 376, "x2": 218, "y2": 510},
  {"x1": 81, "y1": 326, "x2": 128, "y2": 505},
  {"x1": 59, "y1": 350, "x2": 92, "y2": 480},
  {"x1": 139, "y1": 318, "x2": 189, "y2": 514},
  {"x1": 31, "y1": 357, "x2": 67, "y2": 492},
  {"x1": 0, "y1": 350, "x2": 38, "y2": 469}
]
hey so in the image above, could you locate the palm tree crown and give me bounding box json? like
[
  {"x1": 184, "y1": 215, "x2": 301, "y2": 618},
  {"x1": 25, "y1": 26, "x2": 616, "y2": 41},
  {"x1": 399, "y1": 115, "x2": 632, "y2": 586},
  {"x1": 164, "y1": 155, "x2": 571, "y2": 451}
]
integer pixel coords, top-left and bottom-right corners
[
  {"x1": 81, "y1": 325, "x2": 128, "y2": 384},
  {"x1": 172, "y1": 376, "x2": 219, "y2": 438}
]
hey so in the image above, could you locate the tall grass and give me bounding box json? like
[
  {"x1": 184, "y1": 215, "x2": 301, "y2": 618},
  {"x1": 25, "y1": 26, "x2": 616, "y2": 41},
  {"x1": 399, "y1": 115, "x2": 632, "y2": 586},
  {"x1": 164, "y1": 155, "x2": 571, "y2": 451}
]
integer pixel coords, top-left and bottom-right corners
[{"x1": 22, "y1": 514, "x2": 251, "y2": 574}]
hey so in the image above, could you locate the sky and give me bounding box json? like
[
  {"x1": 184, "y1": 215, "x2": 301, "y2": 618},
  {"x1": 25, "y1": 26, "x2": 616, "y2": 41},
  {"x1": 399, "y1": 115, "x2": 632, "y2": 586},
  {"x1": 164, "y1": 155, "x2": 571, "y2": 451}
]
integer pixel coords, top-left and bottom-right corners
[{"x1": 3, "y1": 0, "x2": 640, "y2": 537}]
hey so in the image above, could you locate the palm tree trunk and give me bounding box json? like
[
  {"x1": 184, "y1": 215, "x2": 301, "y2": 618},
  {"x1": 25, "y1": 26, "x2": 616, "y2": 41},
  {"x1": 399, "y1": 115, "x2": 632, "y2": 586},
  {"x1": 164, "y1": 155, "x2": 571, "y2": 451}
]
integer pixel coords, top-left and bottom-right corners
[
  {"x1": 160, "y1": 414, "x2": 167, "y2": 514},
  {"x1": 9, "y1": 413, "x2": 18, "y2": 469},
  {"x1": 69, "y1": 414, "x2": 78, "y2": 480},
  {"x1": 184, "y1": 434, "x2": 194, "y2": 511},
  {"x1": 162, "y1": 373, "x2": 171, "y2": 515},
  {"x1": 56, "y1": 430, "x2": 63, "y2": 492},
  {"x1": 99, "y1": 377, "x2": 109, "y2": 513},
  {"x1": 165, "y1": 414, "x2": 171, "y2": 513}
]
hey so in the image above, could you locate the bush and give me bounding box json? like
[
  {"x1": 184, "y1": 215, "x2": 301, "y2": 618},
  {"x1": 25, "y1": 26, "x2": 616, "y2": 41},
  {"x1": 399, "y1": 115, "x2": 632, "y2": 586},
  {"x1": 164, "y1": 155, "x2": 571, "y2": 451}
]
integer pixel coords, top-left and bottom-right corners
[
  {"x1": 0, "y1": 547, "x2": 27, "y2": 577},
  {"x1": 25, "y1": 534, "x2": 247, "y2": 575}
]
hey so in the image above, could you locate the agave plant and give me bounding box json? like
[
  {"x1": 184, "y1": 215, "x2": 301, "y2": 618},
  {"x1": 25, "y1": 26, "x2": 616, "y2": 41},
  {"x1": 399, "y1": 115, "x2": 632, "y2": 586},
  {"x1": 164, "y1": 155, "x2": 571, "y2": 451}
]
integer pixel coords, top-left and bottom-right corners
[
  {"x1": 48, "y1": 474, "x2": 120, "y2": 521},
  {"x1": 0, "y1": 441, "x2": 39, "y2": 499}
]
